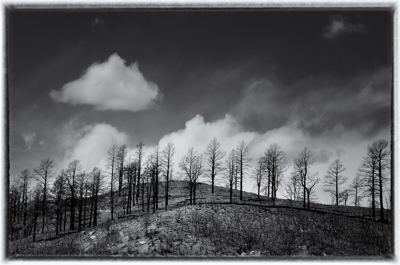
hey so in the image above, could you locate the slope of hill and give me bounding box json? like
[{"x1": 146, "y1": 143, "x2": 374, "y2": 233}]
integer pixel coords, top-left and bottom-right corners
[{"x1": 8, "y1": 181, "x2": 392, "y2": 258}]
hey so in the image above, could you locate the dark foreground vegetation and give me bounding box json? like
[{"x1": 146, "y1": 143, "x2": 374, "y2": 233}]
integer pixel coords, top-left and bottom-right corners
[{"x1": 8, "y1": 181, "x2": 392, "y2": 258}]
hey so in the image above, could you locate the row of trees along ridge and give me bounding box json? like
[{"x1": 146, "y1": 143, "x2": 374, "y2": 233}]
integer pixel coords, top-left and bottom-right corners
[{"x1": 9, "y1": 138, "x2": 391, "y2": 242}]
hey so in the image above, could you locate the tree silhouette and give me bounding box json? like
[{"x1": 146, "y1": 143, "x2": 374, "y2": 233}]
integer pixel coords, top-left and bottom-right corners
[
  {"x1": 204, "y1": 137, "x2": 226, "y2": 194},
  {"x1": 323, "y1": 159, "x2": 347, "y2": 206},
  {"x1": 34, "y1": 158, "x2": 54, "y2": 233},
  {"x1": 236, "y1": 140, "x2": 250, "y2": 200}
]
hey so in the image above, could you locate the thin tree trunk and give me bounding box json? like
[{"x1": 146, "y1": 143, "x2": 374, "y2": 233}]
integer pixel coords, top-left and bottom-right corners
[
  {"x1": 64, "y1": 199, "x2": 67, "y2": 232},
  {"x1": 230, "y1": 181, "x2": 233, "y2": 204},
  {"x1": 240, "y1": 159, "x2": 243, "y2": 200},
  {"x1": 165, "y1": 167, "x2": 169, "y2": 210},
  {"x1": 141, "y1": 178, "x2": 145, "y2": 212},
  {"x1": 70, "y1": 189, "x2": 75, "y2": 230},
  {"x1": 83, "y1": 186, "x2": 88, "y2": 229},
  {"x1": 78, "y1": 190, "x2": 83, "y2": 231},
  {"x1": 55, "y1": 203, "x2": 59, "y2": 236},
  {"x1": 372, "y1": 165, "x2": 376, "y2": 218},
  {"x1": 379, "y1": 161, "x2": 384, "y2": 220},
  {"x1": 93, "y1": 192, "x2": 98, "y2": 226},
  {"x1": 193, "y1": 182, "x2": 196, "y2": 205},
  {"x1": 211, "y1": 161, "x2": 215, "y2": 194}
]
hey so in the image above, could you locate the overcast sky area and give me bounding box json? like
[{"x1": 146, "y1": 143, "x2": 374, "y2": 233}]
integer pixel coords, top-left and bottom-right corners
[{"x1": 9, "y1": 10, "x2": 392, "y2": 205}]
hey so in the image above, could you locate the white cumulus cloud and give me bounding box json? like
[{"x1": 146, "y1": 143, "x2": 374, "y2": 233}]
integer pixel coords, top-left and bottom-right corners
[
  {"x1": 57, "y1": 123, "x2": 129, "y2": 173},
  {"x1": 50, "y1": 53, "x2": 162, "y2": 112},
  {"x1": 158, "y1": 114, "x2": 256, "y2": 176}
]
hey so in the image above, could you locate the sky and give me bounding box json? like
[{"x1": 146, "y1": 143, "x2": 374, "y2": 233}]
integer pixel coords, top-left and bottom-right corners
[{"x1": 8, "y1": 9, "x2": 392, "y2": 206}]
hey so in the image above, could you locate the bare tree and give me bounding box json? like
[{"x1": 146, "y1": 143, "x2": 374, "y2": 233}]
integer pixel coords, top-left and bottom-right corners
[
  {"x1": 234, "y1": 161, "x2": 239, "y2": 191},
  {"x1": 323, "y1": 159, "x2": 347, "y2": 206},
  {"x1": 358, "y1": 148, "x2": 378, "y2": 218},
  {"x1": 236, "y1": 140, "x2": 251, "y2": 200},
  {"x1": 281, "y1": 173, "x2": 301, "y2": 202},
  {"x1": 152, "y1": 145, "x2": 161, "y2": 210},
  {"x1": 136, "y1": 142, "x2": 144, "y2": 205},
  {"x1": 117, "y1": 144, "x2": 128, "y2": 195},
  {"x1": 52, "y1": 170, "x2": 66, "y2": 236},
  {"x1": 91, "y1": 167, "x2": 103, "y2": 226},
  {"x1": 76, "y1": 172, "x2": 87, "y2": 231},
  {"x1": 293, "y1": 147, "x2": 316, "y2": 209},
  {"x1": 143, "y1": 158, "x2": 153, "y2": 213},
  {"x1": 252, "y1": 157, "x2": 264, "y2": 198},
  {"x1": 32, "y1": 184, "x2": 42, "y2": 242},
  {"x1": 161, "y1": 142, "x2": 175, "y2": 210},
  {"x1": 83, "y1": 179, "x2": 90, "y2": 229},
  {"x1": 179, "y1": 148, "x2": 203, "y2": 205},
  {"x1": 125, "y1": 159, "x2": 137, "y2": 214},
  {"x1": 34, "y1": 158, "x2": 55, "y2": 234},
  {"x1": 350, "y1": 173, "x2": 364, "y2": 208},
  {"x1": 224, "y1": 149, "x2": 236, "y2": 203},
  {"x1": 263, "y1": 143, "x2": 288, "y2": 205},
  {"x1": 66, "y1": 159, "x2": 81, "y2": 230},
  {"x1": 369, "y1": 140, "x2": 390, "y2": 220},
  {"x1": 9, "y1": 183, "x2": 20, "y2": 240},
  {"x1": 192, "y1": 154, "x2": 203, "y2": 205},
  {"x1": 18, "y1": 169, "x2": 32, "y2": 237},
  {"x1": 106, "y1": 144, "x2": 118, "y2": 221},
  {"x1": 204, "y1": 137, "x2": 226, "y2": 194}
]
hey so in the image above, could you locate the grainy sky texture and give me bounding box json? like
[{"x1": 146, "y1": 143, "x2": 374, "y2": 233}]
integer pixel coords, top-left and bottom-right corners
[{"x1": 9, "y1": 10, "x2": 392, "y2": 205}]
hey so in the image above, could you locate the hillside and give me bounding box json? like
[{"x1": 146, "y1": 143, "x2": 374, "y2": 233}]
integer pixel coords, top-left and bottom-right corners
[{"x1": 8, "y1": 181, "x2": 393, "y2": 258}]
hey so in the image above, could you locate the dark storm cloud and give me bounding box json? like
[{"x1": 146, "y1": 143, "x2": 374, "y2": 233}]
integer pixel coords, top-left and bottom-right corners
[{"x1": 232, "y1": 67, "x2": 391, "y2": 138}]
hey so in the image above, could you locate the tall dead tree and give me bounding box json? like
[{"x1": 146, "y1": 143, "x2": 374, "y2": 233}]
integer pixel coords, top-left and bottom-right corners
[
  {"x1": 77, "y1": 172, "x2": 87, "y2": 231},
  {"x1": 180, "y1": 148, "x2": 203, "y2": 205},
  {"x1": 83, "y1": 179, "x2": 90, "y2": 229},
  {"x1": 9, "y1": 183, "x2": 20, "y2": 241},
  {"x1": 293, "y1": 147, "x2": 316, "y2": 209},
  {"x1": 263, "y1": 144, "x2": 288, "y2": 205},
  {"x1": 91, "y1": 167, "x2": 102, "y2": 226},
  {"x1": 66, "y1": 159, "x2": 81, "y2": 230},
  {"x1": 359, "y1": 140, "x2": 390, "y2": 220},
  {"x1": 125, "y1": 160, "x2": 137, "y2": 214},
  {"x1": 117, "y1": 144, "x2": 128, "y2": 195},
  {"x1": 350, "y1": 173, "x2": 364, "y2": 208},
  {"x1": 236, "y1": 140, "x2": 250, "y2": 200},
  {"x1": 136, "y1": 142, "x2": 144, "y2": 205},
  {"x1": 106, "y1": 144, "x2": 118, "y2": 221},
  {"x1": 18, "y1": 169, "x2": 32, "y2": 237},
  {"x1": 224, "y1": 149, "x2": 236, "y2": 203},
  {"x1": 252, "y1": 158, "x2": 263, "y2": 198},
  {"x1": 34, "y1": 158, "x2": 54, "y2": 234},
  {"x1": 369, "y1": 140, "x2": 390, "y2": 221},
  {"x1": 323, "y1": 159, "x2": 347, "y2": 206},
  {"x1": 32, "y1": 185, "x2": 42, "y2": 242},
  {"x1": 359, "y1": 149, "x2": 378, "y2": 218},
  {"x1": 152, "y1": 146, "x2": 161, "y2": 209},
  {"x1": 162, "y1": 142, "x2": 175, "y2": 210},
  {"x1": 52, "y1": 170, "x2": 66, "y2": 236},
  {"x1": 204, "y1": 137, "x2": 226, "y2": 194}
]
